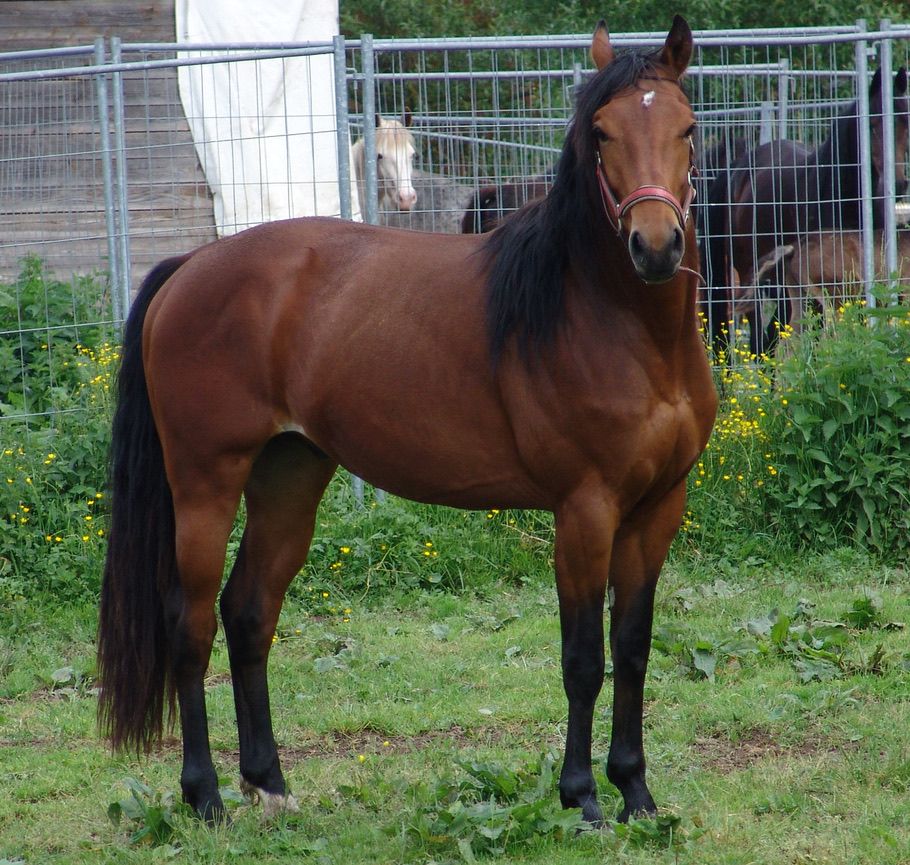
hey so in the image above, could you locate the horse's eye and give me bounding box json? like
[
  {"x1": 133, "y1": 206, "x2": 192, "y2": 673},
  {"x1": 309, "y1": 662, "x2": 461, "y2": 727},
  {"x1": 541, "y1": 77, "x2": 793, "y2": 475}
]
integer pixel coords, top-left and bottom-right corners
[
  {"x1": 683, "y1": 125, "x2": 696, "y2": 140},
  {"x1": 593, "y1": 127, "x2": 608, "y2": 142}
]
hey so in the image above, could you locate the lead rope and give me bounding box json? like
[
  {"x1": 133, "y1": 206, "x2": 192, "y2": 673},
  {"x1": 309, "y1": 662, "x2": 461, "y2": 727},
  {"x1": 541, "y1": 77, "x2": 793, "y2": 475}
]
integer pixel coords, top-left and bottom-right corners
[{"x1": 677, "y1": 265, "x2": 705, "y2": 285}]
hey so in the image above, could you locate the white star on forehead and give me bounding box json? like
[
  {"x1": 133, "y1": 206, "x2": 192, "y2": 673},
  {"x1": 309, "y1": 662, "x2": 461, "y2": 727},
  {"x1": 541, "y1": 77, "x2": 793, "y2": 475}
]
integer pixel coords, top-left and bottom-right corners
[{"x1": 642, "y1": 90, "x2": 656, "y2": 108}]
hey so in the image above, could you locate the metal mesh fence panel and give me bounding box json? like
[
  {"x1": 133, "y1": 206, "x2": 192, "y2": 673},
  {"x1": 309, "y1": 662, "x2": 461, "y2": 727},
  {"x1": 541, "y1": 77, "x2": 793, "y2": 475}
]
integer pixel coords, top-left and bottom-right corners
[{"x1": 1, "y1": 23, "x2": 909, "y2": 425}]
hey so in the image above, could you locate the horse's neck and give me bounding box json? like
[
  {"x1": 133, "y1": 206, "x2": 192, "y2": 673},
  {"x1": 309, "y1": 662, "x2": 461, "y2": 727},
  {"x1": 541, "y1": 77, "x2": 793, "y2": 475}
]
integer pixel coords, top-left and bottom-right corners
[
  {"x1": 351, "y1": 139, "x2": 364, "y2": 180},
  {"x1": 811, "y1": 113, "x2": 864, "y2": 229},
  {"x1": 577, "y1": 231, "x2": 698, "y2": 355}
]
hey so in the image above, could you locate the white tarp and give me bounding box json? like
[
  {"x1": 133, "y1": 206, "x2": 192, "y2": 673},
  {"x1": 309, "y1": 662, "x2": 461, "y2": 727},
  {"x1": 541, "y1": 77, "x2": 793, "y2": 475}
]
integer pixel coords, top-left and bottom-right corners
[{"x1": 176, "y1": 0, "x2": 359, "y2": 236}]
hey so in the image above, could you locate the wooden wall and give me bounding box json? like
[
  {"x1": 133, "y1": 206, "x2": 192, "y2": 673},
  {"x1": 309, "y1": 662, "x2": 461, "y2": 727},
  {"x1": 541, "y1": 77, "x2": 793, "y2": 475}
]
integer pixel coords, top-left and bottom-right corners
[
  {"x1": 0, "y1": 1, "x2": 177, "y2": 48},
  {"x1": 0, "y1": 0, "x2": 216, "y2": 290}
]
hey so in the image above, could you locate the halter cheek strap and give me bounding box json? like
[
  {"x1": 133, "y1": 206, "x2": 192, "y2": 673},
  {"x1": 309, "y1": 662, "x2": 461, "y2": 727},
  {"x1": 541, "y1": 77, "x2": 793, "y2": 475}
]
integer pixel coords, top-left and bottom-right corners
[{"x1": 595, "y1": 141, "x2": 698, "y2": 236}]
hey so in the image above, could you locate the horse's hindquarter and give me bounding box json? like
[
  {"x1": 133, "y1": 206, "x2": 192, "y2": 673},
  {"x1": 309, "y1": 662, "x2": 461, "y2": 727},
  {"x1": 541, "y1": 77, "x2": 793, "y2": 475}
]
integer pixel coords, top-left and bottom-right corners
[{"x1": 143, "y1": 218, "x2": 544, "y2": 508}]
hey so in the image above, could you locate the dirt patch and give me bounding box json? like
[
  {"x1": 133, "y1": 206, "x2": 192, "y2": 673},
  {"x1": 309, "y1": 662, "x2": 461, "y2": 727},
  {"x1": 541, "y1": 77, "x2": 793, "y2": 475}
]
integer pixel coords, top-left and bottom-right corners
[
  {"x1": 210, "y1": 725, "x2": 502, "y2": 766},
  {"x1": 282, "y1": 726, "x2": 477, "y2": 760},
  {"x1": 692, "y1": 726, "x2": 858, "y2": 774}
]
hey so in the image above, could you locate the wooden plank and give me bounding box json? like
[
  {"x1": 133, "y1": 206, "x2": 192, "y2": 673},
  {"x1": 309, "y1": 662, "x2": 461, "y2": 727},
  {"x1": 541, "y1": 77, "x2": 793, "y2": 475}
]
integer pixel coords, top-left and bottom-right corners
[{"x1": 0, "y1": 1, "x2": 175, "y2": 49}]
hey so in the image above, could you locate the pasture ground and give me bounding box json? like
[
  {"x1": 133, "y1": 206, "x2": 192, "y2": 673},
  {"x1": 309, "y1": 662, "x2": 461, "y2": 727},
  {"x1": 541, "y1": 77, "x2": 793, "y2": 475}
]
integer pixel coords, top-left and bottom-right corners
[{"x1": 1, "y1": 544, "x2": 909, "y2": 864}]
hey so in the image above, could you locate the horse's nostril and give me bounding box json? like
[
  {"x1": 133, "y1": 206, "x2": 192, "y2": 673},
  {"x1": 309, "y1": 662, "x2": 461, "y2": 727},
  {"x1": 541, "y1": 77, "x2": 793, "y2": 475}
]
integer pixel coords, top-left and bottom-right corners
[
  {"x1": 629, "y1": 230, "x2": 645, "y2": 258},
  {"x1": 673, "y1": 226, "x2": 684, "y2": 253}
]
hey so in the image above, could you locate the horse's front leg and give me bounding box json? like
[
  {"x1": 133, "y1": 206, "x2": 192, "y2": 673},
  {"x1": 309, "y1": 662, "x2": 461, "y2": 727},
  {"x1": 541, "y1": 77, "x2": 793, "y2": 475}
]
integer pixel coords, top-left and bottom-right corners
[
  {"x1": 606, "y1": 480, "x2": 688, "y2": 821},
  {"x1": 553, "y1": 491, "x2": 617, "y2": 827}
]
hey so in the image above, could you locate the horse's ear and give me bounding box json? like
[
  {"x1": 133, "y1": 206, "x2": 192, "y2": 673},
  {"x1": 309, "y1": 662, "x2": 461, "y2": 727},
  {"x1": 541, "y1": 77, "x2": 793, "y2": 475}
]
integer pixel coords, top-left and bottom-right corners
[
  {"x1": 403, "y1": 108, "x2": 413, "y2": 127},
  {"x1": 590, "y1": 20, "x2": 614, "y2": 71},
  {"x1": 870, "y1": 68, "x2": 882, "y2": 96},
  {"x1": 659, "y1": 15, "x2": 693, "y2": 79},
  {"x1": 755, "y1": 244, "x2": 794, "y2": 284},
  {"x1": 895, "y1": 68, "x2": 908, "y2": 97}
]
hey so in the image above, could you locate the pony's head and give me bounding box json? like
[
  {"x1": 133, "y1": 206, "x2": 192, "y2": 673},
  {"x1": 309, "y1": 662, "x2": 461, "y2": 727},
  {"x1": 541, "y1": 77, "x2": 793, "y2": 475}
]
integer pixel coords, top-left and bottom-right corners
[
  {"x1": 375, "y1": 114, "x2": 418, "y2": 211},
  {"x1": 869, "y1": 67, "x2": 910, "y2": 201},
  {"x1": 580, "y1": 15, "x2": 696, "y2": 282}
]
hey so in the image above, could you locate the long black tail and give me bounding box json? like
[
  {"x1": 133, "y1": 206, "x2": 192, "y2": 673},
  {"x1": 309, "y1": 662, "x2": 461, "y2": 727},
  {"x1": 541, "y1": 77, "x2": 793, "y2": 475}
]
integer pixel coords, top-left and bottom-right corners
[{"x1": 97, "y1": 254, "x2": 190, "y2": 754}]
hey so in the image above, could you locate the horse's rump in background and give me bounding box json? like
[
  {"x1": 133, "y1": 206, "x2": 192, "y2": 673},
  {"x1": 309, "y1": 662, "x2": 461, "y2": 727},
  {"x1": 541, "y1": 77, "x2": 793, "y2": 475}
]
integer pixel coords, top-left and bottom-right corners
[{"x1": 461, "y1": 172, "x2": 554, "y2": 233}]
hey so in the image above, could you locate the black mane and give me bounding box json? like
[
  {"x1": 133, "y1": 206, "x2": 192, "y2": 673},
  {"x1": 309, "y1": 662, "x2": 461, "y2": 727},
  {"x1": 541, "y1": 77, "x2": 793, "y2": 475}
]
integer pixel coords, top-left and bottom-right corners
[{"x1": 483, "y1": 47, "x2": 676, "y2": 363}]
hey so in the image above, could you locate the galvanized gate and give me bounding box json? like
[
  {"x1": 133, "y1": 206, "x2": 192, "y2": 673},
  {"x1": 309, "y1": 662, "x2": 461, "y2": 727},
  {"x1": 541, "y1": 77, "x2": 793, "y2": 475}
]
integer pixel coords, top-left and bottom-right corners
[{"x1": 1, "y1": 20, "x2": 909, "y2": 424}]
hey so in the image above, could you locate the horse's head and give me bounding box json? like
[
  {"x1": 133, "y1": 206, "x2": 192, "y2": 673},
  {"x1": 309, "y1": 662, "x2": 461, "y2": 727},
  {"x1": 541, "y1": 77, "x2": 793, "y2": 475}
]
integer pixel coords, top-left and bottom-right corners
[
  {"x1": 585, "y1": 16, "x2": 697, "y2": 283},
  {"x1": 375, "y1": 114, "x2": 418, "y2": 211},
  {"x1": 869, "y1": 67, "x2": 910, "y2": 200}
]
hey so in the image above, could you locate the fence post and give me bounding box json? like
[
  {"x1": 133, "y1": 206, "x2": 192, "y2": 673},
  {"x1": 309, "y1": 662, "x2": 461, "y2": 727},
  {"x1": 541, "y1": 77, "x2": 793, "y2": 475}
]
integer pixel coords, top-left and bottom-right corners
[
  {"x1": 110, "y1": 37, "x2": 132, "y2": 317},
  {"x1": 855, "y1": 21, "x2": 876, "y2": 308},
  {"x1": 759, "y1": 102, "x2": 774, "y2": 144},
  {"x1": 879, "y1": 19, "x2": 899, "y2": 296},
  {"x1": 94, "y1": 38, "x2": 121, "y2": 325},
  {"x1": 777, "y1": 58, "x2": 790, "y2": 140},
  {"x1": 361, "y1": 34, "x2": 379, "y2": 226},
  {"x1": 333, "y1": 35, "x2": 353, "y2": 221}
]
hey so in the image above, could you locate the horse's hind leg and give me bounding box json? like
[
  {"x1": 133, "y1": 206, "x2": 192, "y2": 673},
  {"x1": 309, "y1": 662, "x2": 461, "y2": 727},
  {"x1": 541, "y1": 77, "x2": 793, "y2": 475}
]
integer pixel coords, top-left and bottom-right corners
[
  {"x1": 219, "y1": 433, "x2": 336, "y2": 817},
  {"x1": 169, "y1": 479, "x2": 247, "y2": 821}
]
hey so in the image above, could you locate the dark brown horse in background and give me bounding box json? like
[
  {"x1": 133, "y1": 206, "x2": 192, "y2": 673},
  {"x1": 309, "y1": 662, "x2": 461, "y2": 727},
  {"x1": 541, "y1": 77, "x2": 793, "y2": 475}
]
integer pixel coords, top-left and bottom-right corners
[
  {"x1": 703, "y1": 67, "x2": 910, "y2": 357},
  {"x1": 98, "y1": 17, "x2": 716, "y2": 827},
  {"x1": 461, "y1": 172, "x2": 553, "y2": 233}
]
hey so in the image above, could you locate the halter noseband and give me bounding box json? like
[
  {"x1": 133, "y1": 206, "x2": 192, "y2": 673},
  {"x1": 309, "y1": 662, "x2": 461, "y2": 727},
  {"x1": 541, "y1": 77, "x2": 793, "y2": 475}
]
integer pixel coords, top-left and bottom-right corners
[{"x1": 595, "y1": 138, "x2": 698, "y2": 236}]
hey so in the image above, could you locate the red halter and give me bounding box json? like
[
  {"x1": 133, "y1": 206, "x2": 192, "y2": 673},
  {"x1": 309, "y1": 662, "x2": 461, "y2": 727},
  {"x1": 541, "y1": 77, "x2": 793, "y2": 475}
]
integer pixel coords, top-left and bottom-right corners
[{"x1": 595, "y1": 138, "x2": 698, "y2": 236}]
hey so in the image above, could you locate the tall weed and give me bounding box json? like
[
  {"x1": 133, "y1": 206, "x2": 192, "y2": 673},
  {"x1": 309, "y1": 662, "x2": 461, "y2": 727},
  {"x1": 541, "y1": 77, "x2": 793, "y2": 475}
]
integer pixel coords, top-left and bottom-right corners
[
  {"x1": 684, "y1": 299, "x2": 910, "y2": 561},
  {"x1": 0, "y1": 259, "x2": 114, "y2": 603},
  {"x1": 0, "y1": 254, "x2": 111, "y2": 419},
  {"x1": 765, "y1": 299, "x2": 910, "y2": 557}
]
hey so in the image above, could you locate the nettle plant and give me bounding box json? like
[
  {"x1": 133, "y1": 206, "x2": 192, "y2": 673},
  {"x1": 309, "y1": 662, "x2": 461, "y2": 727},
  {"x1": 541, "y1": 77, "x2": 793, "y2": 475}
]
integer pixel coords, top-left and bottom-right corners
[
  {"x1": 0, "y1": 254, "x2": 111, "y2": 419},
  {"x1": 0, "y1": 257, "x2": 114, "y2": 602},
  {"x1": 765, "y1": 297, "x2": 910, "y2": 557}
]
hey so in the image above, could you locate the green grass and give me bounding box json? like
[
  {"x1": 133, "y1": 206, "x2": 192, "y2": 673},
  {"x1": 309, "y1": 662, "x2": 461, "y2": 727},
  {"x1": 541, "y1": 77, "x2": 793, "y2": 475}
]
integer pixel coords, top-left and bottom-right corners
[
  {"x1": 2, "y1": 546, "x2": 909, "y2": 864},
  {"x1": 3, "y1": 266, "x2": 910, "y2": 861}
]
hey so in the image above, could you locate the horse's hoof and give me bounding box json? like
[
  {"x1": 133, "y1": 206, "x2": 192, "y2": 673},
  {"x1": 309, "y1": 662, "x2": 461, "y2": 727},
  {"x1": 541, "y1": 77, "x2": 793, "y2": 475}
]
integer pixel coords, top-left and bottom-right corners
[
  {"x1": 618, "y1": 802, "x2": 658, "y2": 823},
  {"x1": 240, "y1": 778, "x2": 300, "y2": 820},
  {"x1": 580, "y1": 796, "x2": 605, "y2": 828},
  {"x1": 197, "y1": 798, "x2": 229, "y2": 826}
]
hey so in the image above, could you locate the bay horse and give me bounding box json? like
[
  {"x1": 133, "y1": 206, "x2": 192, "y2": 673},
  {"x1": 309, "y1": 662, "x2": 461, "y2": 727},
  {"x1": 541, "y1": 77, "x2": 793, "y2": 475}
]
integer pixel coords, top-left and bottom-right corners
[
  {"x1": 704, "y1": 67, "x2": 910, "y2": 357},
  {"x1": 98, "y1": 16, "x2": 716, "y2": 827},
  {"x1": 351, "y1": 113, "x2": 418, "y2": 215}
]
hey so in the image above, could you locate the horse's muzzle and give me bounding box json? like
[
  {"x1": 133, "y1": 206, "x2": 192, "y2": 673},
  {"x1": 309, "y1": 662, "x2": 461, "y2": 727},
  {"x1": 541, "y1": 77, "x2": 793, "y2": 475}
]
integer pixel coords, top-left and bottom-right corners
[{"x1": 628, "y1": 224, "x2": 685, "y2": 283}]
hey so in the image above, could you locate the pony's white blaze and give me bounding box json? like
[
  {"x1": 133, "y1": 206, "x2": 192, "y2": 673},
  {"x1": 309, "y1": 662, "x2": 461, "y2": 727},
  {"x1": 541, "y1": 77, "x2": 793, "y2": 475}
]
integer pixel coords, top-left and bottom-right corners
[
  {"x1": 642, "y1": 90, "x2": 656, "y2": 108},
  {"x1": 352, "y1": 116, "x2": 418, "y2": 213}
]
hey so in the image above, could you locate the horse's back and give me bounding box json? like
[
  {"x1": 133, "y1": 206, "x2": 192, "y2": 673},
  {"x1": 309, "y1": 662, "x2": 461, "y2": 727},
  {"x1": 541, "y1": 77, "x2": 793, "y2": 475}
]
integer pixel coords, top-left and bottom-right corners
[{"x1": 729, "y1": 139, "x2": 814, "y2": 276}]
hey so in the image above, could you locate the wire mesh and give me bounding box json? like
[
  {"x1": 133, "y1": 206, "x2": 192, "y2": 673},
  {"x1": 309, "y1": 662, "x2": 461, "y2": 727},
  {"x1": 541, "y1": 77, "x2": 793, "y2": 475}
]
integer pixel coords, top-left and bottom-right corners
[{"x1": 1, "y1": 25, "x2": 909, "y2": 425}]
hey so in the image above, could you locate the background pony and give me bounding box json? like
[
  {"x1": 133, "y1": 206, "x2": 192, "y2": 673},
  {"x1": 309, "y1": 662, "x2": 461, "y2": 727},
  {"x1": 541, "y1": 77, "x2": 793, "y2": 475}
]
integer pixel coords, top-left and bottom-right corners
[{"x1": 351, "y1": 113, "x2": 418, "y2": 215}]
